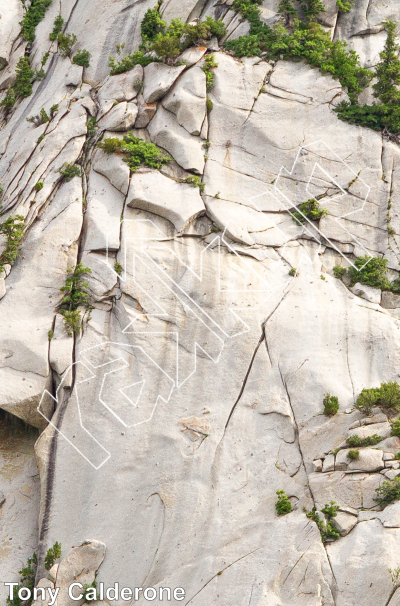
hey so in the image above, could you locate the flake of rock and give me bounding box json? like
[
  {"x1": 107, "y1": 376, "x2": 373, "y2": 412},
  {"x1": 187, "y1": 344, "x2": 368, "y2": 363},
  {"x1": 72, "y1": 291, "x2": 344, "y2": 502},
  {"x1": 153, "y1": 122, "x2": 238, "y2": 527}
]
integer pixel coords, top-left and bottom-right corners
[
  {"x1": 350, "y1": 282, "x2": 382, "y2": 303},
  {"x1": 98, "y1": 102, "x2": 138, "y2": 132},
  {"x1": 93, "y1": 148, "x2": 130, "y2": 195},
  {"x1": 312, "y1": 459, "x2": 323, "y2": 472},
  {"x1": 134, "y1": 94, "x2": 157, "y2": 128},
  {"x1": 381, "y1": 291, "x2": 400, "y2": 309},
  {"x1": 48, "y1": 563, "x2": 59, "y2": 583},
  {"x1": 384, "y1": 453, "x2": 395, "y2": 461},
  {"x1": 384, "y1": 469, "x2": 400, "y2": 480},
  {"x1": 178, "y1": 46, "x2": 207, "y2": 66},
  {"x1": 148, "y1": 106, "x2": 205, "y2": 174},
  {"x1": 143, "y1": 63, "x2": 186, "y2": 103},
  {"x1": 127, "y1": 169, "x2": 205, "y2": 232},
  {"x1": 162, "y1": 66, "x2": 206, "y2": 136},
  {"x1": 56, "y1": 540, "x2": 106, "y2": 606},
  {"x1": 49, "y1": 314, "x2": 74, "y2": 376},
  {"x1": 331, "y1": 512, "x2": 357, "y2": 536},
  {"x1": 322, "y1": 454, "x2": 335, "y2": 472}
]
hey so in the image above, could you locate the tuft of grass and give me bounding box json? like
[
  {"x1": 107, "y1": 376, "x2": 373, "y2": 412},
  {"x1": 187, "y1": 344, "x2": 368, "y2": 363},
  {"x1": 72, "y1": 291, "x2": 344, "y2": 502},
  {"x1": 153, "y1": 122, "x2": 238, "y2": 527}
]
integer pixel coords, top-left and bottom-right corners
[
  {"x1": 49, "y1": 15, "x2": 64, "y2": 41},
  {"x1": 98, "y1": 134, "x2": 170, "y2": 173},
  {"x1": 58, "y1": 163, "x2": 81, "y2": 182},
  {"x1": 275, "y1": 489, "x2": 292, "y2": 515},
  {"x1": 34, "y1": 181, "x2": 44, "y2": 192},
  {"x1": 59, "y1": 264, "x2": 91, "y2": 336},
  {"x1": 0, "y1": 215, "x2": 25, "y2": 274},
  {"x1": 73, "y1": 49, "x2": 91, "y2": 67},
  {"x1": 347, "y1": 449, "x2": 360, "y2": 461},
  {"x1": 323, "y1": 393, "x2": 339, "y2": 416}
]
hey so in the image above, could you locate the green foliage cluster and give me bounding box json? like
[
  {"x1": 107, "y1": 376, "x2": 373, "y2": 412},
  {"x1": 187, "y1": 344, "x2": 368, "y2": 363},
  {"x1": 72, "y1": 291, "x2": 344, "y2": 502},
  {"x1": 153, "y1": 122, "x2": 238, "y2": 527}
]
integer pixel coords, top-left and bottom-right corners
[
  {"x1": 6, "y1": 542, "x2": 61, "y2": 606},
  {"x1": 391, "y1": 420, "x2": 400, "y2": 438},
  {"x1": 335, "y1": 21, "x2": 400, "y2": 133},
  {"x1": 27, "y1": 104, "x2": 58, "y2": 126},
  {"x1": 184, "y1": 175, "x2": 205, "y2": 192},
  {"x1": 275, "y1": 490, "x2": 292, "y2": 515},
  {"x1": 44, "y1": 541, "x2": 62, "y2": 570},
  {"x1": 336, "y1": 0, "x2": 354, "y2": 13},
  {"x1": 202, "y1": 54, "x2": 218, "y2": 91},
  {"x1": 289, "y1": 267, "x2": 297, "y2": 276},
  {"x1": 395, "y1": 451, "x2": 400, "y2": 460},
  {"x1": 57, "y1": 32, "x2": 77, "y2": 57},
  {"x1": 34, "y1": 181, "x2": 44, "y2": 192},
  {"x1": 60, "y1": 263, "x2": 92, "y2": 336},
  {"x1": 1, "y1": 57, "x2": 34, "y2": 110},
  {"x1": 114, "y1": 261, "x2": 123, "y2": 275},
  {"x1": 291, "y1": 198, "x2": 328, "y2": 224},
  {"x1": 49, "y1": 15, "x2": 64, "y2": 41},
  {"x1": 355, "y1": 381, "x2": 400, "y2": 415},
  {"x1": 82, "y1": 581, "x2": 97, "y2": 602},
  {"x1": 347, "y1": 448, "x2": 360, "y2": 460},
  {"x1": 73, "y1": 49, "x2": 91, "y2": 67},
  {"x1": 323, "y1": 393, "x2": 339, "y2": 416},
  {"x1": 306, "y1": 501, "x2": 340, "y2": 542},
  {"x1": 58, "y1": 163, "x2": 81, "y2": 181},
  {"x1": 333, "y1": 265, "x2": 346, "y2": 279},
  {"x1": 347, "y1": 433, "x2": 382, "y2": 447},
  {"x1": 278, "y1": 0, "x2": 296, "y2": 23},
  {"x1": 375, "y1": 476, "x2": 400, "y2": 507},
  {"x1": 98, "y1": 134, "x2": 170, "y2": 173},
  {"x1": 109, "y1": 52, "x2": 154, "y2": 75},
  {"x1": 87, "y1": 116, "x2": 97, "y2": 137},
  {"x1": 347, "y1": 255, "x2": 391, "y2": 290},
  {"x1": 0, "y1": 215, "x2": 25, "y2": 273},
  {"x1": 20, "y1": 0, "x2": 53, "y2": 43},
  {"x1": 110, "y1": 13, "x2": 226, "y2": 73},
  {"x1": 225, "y1": 0, "x2": 370, "y2": 103}
]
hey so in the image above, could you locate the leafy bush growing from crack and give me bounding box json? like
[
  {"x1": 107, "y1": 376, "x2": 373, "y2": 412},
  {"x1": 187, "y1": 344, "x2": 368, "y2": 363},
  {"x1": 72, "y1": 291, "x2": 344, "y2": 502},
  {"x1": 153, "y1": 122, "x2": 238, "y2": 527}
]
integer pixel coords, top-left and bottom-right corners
[
  {"x1": 202, "y1": 54, "x2": 218, "y2": 91},
  {"x1": 0, "y1": 215, "x2": 25, "y2": 274},
  {"x1": 333, "y1": 265, "x2": 346, "y2": 279},
  {"x1": 114, "y1": 261, "x2": 122, "y2": 275},
  {"x1": 291, "y1": 199, "x2": 328, "y2": 224},
  {"x1": 184, "y1": 175, "x2": 205, "y2": 192},
  {"x1": 347, "y1": 255, "x2": 392, "y2": 290},
  {"x1": 275, "y1": 490, "x2": 292, "y2": 515},
  {"x1": 20, "y1": 0, "x2": 53, "y2": 43},
  {"x1": 336, "y1": 0, "x2": 354, "y2": 12},
  {"x1": 355, "y1": 381, "x2": 400, "y2": 415},
  {"x1": 60, "y1": 264, "x2": 92, "y2": 336},
  {"x1": 306, "y1": 501, "x2": 340, "y2": 542},
  {"x1": 391, "y1": 420, "x2": 400, "y2": 438},
  {"x1": 44, "y1": 541, "x2": 62, "y2": 570},
  {"x1": 347, "y1": 449, "x2": 360, "y2": 461},
  {"x1": 49, "y1": 15, "x2": 64, "y2": 41},
  {"x1": 323, "y1": 393, "x2": 339, "y2": 416},
  {"x1": 57, "y1": 32, "x2": 77, "y2": 57},
  {"x1": 347, "y1": 433, "x2": 382, "y2": 447},
  {"x1": 1, "y1": 57, "x2": 34, "y2": 110},
  {"x1": 375, "y1": 477, "x2": 400, "y2": 507},
  {"x1": 73, "y1": 49, "x2": 91, "y2": 67},
  {"x1": 98, "y1": 134, "x2": 170, "y2": 172},
  {"x1": 58, "y1": 163, "x2": 82, "y2": 182},
  {"x1": 335, "y1": 21, "x2": 400, "y2": 134}
]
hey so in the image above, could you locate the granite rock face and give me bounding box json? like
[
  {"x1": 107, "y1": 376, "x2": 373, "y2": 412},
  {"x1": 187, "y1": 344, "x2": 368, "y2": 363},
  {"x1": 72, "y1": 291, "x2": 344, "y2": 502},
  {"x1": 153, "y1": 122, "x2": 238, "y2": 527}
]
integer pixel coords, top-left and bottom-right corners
[{"x1": 1, "y1": 1, "x2": 400, "y2": 605}]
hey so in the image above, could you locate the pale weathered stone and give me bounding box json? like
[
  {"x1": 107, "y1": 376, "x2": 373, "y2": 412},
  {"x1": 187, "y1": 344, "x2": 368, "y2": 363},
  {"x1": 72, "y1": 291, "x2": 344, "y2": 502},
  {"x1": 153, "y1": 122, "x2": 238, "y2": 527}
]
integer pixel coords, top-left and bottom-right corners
[
  {"x1": 162, "y1": 66, "x2": 207, "y2": 135},
  {"x1": 381, "y1": 291, "x2": 400, "y2": 309},
  {"x1": 92, "y1": 148, "x2": 130, "y2": 195},
  {"x1": 56, "y1": 541, "x2": 106, "y2": 606},
  {"x1": 127, "y1": 169, "x2": 205, "y2": 231},
  {"x1": 322, "y1": 454, "x2": 335, "y2": 473},
  {"x1": 331, "y1": 511, "x2": 357, "y2": 536},
  {"x1": 48, "y1": 563, "x2": 59, "y2": 583},
  {"x1": 313, "y1": 459, "x2": 323, "y2": 472},
  {"x1": 143, "y1": 63, "x2": 186, "y2": 103},
  {"x1": 351, "y1": 282, "x2": 382, "y2": 304},
  {"x1": 98, "y1": 102, "x2": 138, "y2": 132}
]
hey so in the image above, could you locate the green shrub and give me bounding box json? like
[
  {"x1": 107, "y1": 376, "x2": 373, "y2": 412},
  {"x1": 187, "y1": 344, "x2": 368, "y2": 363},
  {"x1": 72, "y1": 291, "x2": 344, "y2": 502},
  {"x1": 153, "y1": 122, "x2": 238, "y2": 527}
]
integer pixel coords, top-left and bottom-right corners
[
  {"x1": 6, "y1": 551, "x2": 38, "y2": 606},
  {"x1": 395, "y1": 452, "x2": 400, "y2": 460},
  {"x1": 275, "y1": 490, "x2": 292, "y2": 515},
  {"x1": 73, "y1": 49, "x2": 91, "y2": 67},
  {"x1": 82, "y1": 581, "x2": 97, "y2": 602},
  {"x1": 0, "y1": 215, "x2": 25, "y2": 273},
  {"x1": 306, "y1": 501, "x2": 340, "y2": 542},
  {"x1": 206, "y1": 96, "x2": 213, "y2": 112},
  {"x1": 299, "y1": 0, "x2": 325, "y2": 19},
  {"x1": 375, "y1": 476, "x2": 400, "y2": 507},
  {"x1": 347, "y1": 449, "x2": 360, "y2": 461},
  {"x1": 184, "y1": 175, "x2": 205, "y2": 192},
  {"x1": 355, "y1": 387, "x2": 380, "y2": 415},
  {"x1": 347, "y1": 433, "x2": 382, "y2": 447},
  {"x1": 98, "y1": 134, "x2": 170, "y2": 172},
  {"x1": 60, "y1": 264, "x2": 91, "y2": 336},
  {"x1": 291, "y1": 198, "x2": 328, "y2": 224},
  {"x1": 48, "y1": 330, "x2": 54, "y2": 340},
  {"x1": 44, "y1": 541, "x2": 62, "y2": 570},
  {"x1": 391, "y1": 420, "x2": 400, "y2": 438},
  {"x1": 58, "y1": 163, "x2": 81, "y2": 181},
  {"x1": 87, "y1": 116, "x2": 97, "y2": 137},
  {"x1": 336, "y1": 0, "x2": 353, "y2": 12},
  {"x1": 355, "y1": 382, "x2": 400, "y2": 414},
  {"x1": 49, "y1": 15, "x2": 64, "y2": 41},
  {"x1": 289, "y1": 267, "x2": 297, "y2": 276},
  {"x1": 109, "y1": 51, "x2": 155, "y2": 75},
  {"x1": 278, "y1": 0, "x2": 296, "y2": 22},
  {"x1": 114, "y1": 261, "x2": 123, "y2": 275},
  {"x1": 57, "y1": 32, "x2": 77, "y2": 57},
  {"x1": 347, "y1": 255, "x2": 391, "y2": 290},
  {"x1": 20, "y1": 0, "x2": 53, "y2": 43},
  {"x1": 333, "y1": 265, "x2": 346, "y2": 279},
  {"x1": 34, "y1": 181, "x2": 44, "y2": 192},
  {"x1": 202, "y1": 54, "x2": 218, "y2": 91},
  {"x1": 323, "y1": 393, "x2": 339, "y2": 416},
  {"x1": 141, "y1": 5, "x2": 166, "y2": 43}
]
